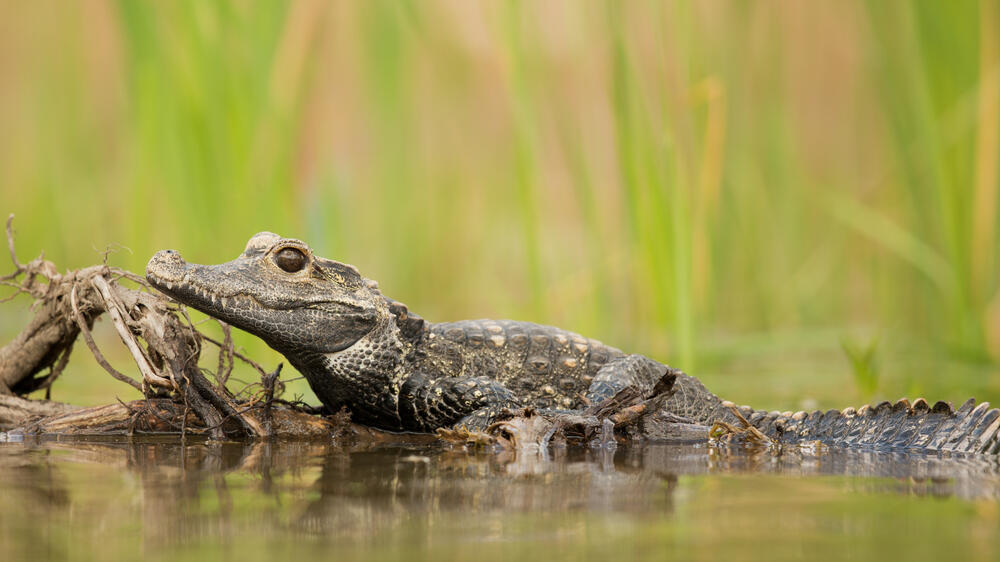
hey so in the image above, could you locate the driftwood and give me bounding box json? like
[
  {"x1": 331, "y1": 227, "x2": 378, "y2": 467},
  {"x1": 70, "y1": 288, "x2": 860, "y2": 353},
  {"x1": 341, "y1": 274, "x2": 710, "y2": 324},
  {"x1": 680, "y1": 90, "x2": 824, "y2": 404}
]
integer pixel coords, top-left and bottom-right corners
[
  {"x1": 0, "y1": 216, "x2": 683, "y2": 449},
  {"x1": 11, "y1": 398, "x2": 378, "y2": 441}
]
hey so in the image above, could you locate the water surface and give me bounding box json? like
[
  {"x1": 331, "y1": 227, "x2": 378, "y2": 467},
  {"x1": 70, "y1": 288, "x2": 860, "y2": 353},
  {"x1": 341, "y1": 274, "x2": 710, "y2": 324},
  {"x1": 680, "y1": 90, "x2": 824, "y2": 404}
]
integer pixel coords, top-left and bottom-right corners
[{"x1": 1, "y1": 437, "x2": 999, "y2": 561}]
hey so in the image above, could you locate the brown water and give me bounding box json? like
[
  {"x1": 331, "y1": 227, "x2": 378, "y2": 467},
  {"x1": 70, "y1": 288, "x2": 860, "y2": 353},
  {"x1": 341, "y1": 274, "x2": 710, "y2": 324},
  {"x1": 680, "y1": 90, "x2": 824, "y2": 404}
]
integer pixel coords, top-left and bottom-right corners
[{"x1": 1, "y1": 436, "x2": 999, "y2": 562}]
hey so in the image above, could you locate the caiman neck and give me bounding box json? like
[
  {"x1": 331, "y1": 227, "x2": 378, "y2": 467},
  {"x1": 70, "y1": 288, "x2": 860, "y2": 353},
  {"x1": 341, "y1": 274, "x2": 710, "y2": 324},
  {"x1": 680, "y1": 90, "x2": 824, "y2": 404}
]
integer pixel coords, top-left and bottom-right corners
[{"x1": 293, "y1": 316, "x2": 411, "y2": 427}]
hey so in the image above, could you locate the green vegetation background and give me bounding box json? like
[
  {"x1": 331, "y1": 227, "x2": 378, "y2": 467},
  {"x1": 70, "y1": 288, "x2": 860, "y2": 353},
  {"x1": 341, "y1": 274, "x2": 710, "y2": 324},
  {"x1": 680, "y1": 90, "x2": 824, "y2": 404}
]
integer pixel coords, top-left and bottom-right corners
[{"x1": 1, "y1": 1, "x2": 999, "y2": 411}]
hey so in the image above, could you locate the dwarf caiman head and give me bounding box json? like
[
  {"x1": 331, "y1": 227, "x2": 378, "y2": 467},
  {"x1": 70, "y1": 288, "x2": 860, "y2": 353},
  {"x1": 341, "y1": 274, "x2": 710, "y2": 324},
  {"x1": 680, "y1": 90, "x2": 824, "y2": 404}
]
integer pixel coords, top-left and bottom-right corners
[{"x1": 145, "y1": 232, "x2": 387, "y2": 355}]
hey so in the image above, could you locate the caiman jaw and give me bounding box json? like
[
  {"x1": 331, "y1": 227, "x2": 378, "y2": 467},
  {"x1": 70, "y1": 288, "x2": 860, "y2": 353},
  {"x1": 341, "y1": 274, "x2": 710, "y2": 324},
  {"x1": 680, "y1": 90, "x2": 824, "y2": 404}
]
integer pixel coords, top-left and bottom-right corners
[{"x1": 145, "y1": 249, "x2": 241, "y2": 312}]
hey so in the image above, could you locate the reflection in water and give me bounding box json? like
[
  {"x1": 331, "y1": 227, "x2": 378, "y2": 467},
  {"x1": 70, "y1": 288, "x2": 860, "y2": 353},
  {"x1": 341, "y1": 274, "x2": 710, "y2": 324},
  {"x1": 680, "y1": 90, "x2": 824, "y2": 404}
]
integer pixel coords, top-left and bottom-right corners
[{"x1": 1, "y1": 437, "x2": 999, "y2": 560}]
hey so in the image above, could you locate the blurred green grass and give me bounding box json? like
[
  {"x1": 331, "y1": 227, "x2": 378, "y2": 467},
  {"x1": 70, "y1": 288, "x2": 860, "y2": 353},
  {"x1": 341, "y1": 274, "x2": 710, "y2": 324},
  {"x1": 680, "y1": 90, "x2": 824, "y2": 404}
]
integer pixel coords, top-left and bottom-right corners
[{"x1": 1, "y1": 1, "x2": 999, "y2": 409}]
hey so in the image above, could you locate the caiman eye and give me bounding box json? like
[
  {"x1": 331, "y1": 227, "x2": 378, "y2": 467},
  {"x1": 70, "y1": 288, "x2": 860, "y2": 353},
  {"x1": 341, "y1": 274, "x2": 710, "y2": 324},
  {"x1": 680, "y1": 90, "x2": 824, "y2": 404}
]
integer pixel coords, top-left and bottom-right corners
[{"x1": 274, "y1": 247, "x2": 308, "y2": 273}]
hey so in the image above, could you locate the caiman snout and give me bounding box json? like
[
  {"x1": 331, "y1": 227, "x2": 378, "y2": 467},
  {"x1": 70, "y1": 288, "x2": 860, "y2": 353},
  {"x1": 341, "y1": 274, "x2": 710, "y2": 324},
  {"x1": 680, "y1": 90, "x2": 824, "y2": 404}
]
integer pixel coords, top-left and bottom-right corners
[
  {"x1": 145, "y1": 248, "x2": 246, "y2": 317},
  {"x1": 145, "y1": 249, "x2": 188, "y2": 286}
]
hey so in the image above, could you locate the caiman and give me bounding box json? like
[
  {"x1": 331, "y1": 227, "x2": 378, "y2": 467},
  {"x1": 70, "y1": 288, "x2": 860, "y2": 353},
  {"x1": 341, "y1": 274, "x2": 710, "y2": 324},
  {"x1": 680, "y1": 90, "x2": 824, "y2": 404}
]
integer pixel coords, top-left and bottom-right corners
[{"x1": 145, "y1": 232, "x2": 1000, "y2": 454}]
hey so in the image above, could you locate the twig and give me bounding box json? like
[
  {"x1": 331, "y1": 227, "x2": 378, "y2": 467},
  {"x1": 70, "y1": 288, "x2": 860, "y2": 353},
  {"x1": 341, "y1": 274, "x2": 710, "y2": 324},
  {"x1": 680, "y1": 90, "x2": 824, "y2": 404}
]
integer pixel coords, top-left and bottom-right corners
[
  {"x1": 216, "y1": 321, "x2": 234, "y2": 391},
  {"x1": 709, "y1": 405, "x2": 771, "y2": 445},
  {"x1": 196, "y1": 401, "x2": 277, "y2": 433},
  {"x1": 181, "y1": 402, "x2": 190, "y2": 437},
  {"x1": 184, "y1": 365, "x2": 264, "y2": 437},
  {"x1": 262, "y1": 364, "x2": 283, "y2": 438},
  {"x1": 91, "y1": 275, "x2": 174, "y2": 390},
  {"x1": 138, "y1": 396, "x2": 187, "y2": 433},
  {"x1": 0, "y1": 288, "x2": 29, "y2": 304},
  {"x1": 70, "y1": 284, "x2": 143, "y2": 393},
  {"x1": 1, "y1": 214, "x2": 23, "y2": 281},
  {"x1": 200, "y1": 334, "x2": 269, "y2": 377},
  {"x1": 178, "y1": 372, "x2": 225, "y2": 440},
  {"x1": 108, "y1": 268, "x2": 150, "y2": 287}
]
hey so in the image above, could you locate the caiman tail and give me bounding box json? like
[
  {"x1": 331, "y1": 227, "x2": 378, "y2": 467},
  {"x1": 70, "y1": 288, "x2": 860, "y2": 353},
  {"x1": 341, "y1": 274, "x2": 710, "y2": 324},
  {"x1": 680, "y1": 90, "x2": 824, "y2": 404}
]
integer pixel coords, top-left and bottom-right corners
[{"x1": 664, "y1": 373, "x2": 1000, "y2": 454}]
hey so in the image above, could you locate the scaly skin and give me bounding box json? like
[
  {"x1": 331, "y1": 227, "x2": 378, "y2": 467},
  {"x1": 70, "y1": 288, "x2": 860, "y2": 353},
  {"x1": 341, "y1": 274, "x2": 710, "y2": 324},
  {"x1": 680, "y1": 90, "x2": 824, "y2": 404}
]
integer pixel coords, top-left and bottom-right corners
[{"x1": 145, "y1": 232, "x2": 1000, "y2": 453}]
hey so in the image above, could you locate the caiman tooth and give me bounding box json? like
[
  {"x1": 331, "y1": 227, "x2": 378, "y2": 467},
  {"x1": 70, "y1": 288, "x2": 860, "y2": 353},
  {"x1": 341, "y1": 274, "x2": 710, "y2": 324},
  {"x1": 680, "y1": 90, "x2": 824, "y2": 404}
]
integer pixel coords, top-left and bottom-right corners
[
  {"x1": 951, "y1": 402, "x2": 994, "y2": 453},
  {"x1": 220, "y1": 297, "x2": 229, "y2": 307},
  {"x1": 858, "y1": 401, "x2": 893, "y2": 447}
]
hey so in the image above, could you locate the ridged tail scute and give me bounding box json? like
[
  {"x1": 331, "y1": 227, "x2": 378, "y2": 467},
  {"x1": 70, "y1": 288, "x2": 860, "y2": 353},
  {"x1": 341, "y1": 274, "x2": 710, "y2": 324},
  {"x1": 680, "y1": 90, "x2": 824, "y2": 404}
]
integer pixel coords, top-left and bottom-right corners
[
  {"x1": 645, "y1": 371, "x2": 1000, "y2": 454},
  {"x1": 747, "y1": 397, "x2": 1000, "y2": 454}
]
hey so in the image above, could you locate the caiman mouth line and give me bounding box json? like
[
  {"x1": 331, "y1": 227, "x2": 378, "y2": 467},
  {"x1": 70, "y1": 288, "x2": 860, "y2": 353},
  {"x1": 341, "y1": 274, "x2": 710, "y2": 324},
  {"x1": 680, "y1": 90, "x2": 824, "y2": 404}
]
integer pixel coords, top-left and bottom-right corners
[
  {"x1": 147, "y1": 271, "x2": 255, "y2": 309},
  {"x1": 148, "y1": 271, "x2": 342, "y2": 311}
]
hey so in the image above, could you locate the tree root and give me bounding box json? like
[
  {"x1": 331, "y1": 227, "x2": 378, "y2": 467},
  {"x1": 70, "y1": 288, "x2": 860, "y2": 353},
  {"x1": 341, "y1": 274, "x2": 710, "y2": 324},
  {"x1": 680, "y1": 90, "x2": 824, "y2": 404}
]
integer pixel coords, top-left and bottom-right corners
[
  {"x1": 9, "y1": 398, "x2": 336, "y2": 438},
  {"x1": 0, "y1": 394, "x2": 80, "y2": 426}
]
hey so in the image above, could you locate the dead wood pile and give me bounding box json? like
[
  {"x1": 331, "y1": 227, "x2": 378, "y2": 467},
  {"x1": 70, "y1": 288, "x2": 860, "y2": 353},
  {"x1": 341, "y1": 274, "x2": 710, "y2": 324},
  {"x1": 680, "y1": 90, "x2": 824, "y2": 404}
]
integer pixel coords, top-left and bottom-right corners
[{"x1": 0, "y1": 215, "x2": 354, "y2": 441}]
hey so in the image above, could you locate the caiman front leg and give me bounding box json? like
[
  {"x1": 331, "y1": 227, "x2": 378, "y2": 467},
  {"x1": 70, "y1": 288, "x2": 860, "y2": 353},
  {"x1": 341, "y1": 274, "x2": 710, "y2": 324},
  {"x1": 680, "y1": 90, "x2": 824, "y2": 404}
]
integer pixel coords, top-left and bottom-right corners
[{"x1": 397, "y1": 372, "x2": 520, "y2": 432}]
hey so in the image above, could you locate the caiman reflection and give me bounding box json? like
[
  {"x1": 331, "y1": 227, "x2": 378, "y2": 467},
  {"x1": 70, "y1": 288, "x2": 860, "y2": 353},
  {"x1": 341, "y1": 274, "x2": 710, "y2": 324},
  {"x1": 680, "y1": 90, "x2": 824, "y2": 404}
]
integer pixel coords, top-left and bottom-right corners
[{"x1": 2, "y1": 438, "x2": 1000, "y2": 561}]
